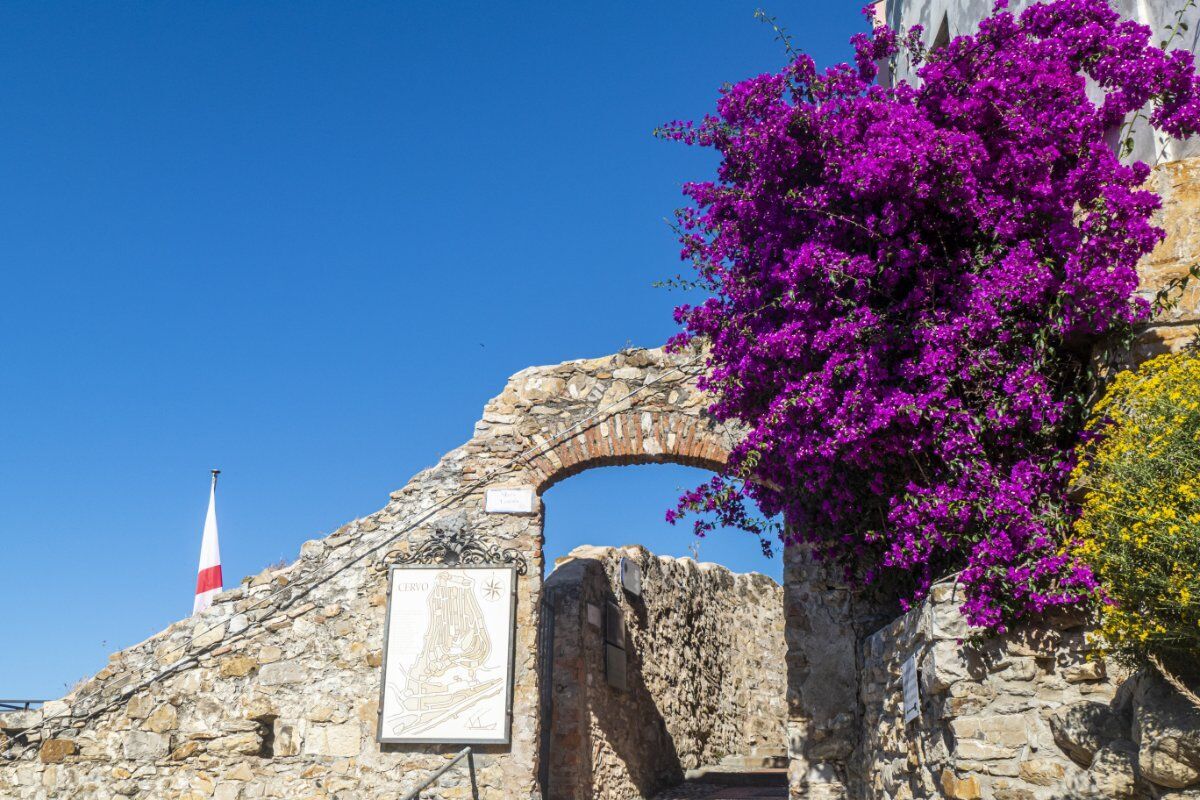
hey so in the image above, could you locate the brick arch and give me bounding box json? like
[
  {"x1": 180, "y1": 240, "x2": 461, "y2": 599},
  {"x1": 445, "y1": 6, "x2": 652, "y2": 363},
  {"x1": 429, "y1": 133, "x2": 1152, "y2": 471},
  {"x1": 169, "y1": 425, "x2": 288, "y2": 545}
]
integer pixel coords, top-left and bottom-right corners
[
  {"x1": 525, "y1": 410, "x2": 731, "y2": 493},
  {"x1": 469, "y1": 347, "x2": 739, "y2": 494}
]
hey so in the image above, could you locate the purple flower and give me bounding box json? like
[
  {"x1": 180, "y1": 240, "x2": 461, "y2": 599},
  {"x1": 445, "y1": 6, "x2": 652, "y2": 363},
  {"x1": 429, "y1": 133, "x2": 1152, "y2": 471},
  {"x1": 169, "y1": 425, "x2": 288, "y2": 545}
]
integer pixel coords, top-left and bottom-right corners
[{"x1": 661, "y1": 0, "x2": 1200, "y2": 631}]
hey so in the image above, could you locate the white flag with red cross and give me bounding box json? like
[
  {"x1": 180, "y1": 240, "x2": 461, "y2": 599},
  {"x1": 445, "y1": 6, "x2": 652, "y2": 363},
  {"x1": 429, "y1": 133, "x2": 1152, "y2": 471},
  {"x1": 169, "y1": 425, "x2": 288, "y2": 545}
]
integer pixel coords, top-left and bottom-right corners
[{"x1": 193, "y1": 471, "x2": 223, "y2": 614}]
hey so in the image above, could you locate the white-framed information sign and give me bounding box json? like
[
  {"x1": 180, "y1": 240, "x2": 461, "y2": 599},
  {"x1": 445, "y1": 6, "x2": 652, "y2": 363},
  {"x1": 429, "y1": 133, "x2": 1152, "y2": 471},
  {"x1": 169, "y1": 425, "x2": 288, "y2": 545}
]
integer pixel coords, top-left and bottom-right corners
[{"x1": 377, "y1": 565, "x2": 517, "y2": 745}]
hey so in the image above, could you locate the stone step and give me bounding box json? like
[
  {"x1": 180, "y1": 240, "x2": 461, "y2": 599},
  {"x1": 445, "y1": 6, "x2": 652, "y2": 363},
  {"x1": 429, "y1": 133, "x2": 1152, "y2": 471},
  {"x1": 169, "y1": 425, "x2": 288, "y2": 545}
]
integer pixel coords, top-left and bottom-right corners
[
  {"x1": 697, "y1": 789, "x2": 788, "y2": 799},
  {"x1": 650, "y1": 778, "x2": 789, "y2": 800},
  {"x1": 682, "y1": 767, "x2": 789, "y2": 788},
  {"x1": 717, "y1": 752, "x2": 789, "y2": 770}
]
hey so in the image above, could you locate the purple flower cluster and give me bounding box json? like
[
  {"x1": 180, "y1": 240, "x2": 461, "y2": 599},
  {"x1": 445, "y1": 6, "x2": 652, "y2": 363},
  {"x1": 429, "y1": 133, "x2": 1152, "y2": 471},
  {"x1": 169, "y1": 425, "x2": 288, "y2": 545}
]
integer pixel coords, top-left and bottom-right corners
[{"x1": 662, "y1": 0, "x2": 1200, "y2": 631}]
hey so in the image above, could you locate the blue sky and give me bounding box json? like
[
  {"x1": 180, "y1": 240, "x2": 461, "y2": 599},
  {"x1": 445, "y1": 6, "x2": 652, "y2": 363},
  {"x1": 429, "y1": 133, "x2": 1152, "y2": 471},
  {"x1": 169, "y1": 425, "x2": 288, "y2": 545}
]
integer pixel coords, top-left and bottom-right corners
[{"x1": 0, "y1": 1, "x2": 863, "y2": 698}]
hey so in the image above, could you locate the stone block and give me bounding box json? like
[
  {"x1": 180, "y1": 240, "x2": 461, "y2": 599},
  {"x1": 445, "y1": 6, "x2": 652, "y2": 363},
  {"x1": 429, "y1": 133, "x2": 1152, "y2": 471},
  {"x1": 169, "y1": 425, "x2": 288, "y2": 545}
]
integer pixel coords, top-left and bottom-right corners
[
  {"x1": 208, "y1": 732, "x2": 262, "y2": 756},
  {"x1": 37, "y1": 739, "x2": 75, "y2": 765},
  {"x1": 302, "y1": 722, "x2": 361, "y2": 758},
  {"x1": 154, "y1": 641, "x2": 187, "y2": 666},
  {"x1": 122, "y1": 731, "x2": 169, "y2": 761},
  {"x1": 1134, "y1": 670, "x2": 1200, "y2": 790},
  {"x1": 940, "y1": 768, "x2": 982, "y2": 799},
  {"x1": 125, "y1": 694, "x2": 155, "y2": 720},
  {"x1": 1132, "y1": 324, "x2": 1200, "y2": 362},
  {"x1": 999, "y1": 657, "x2": 1038, "y2": 682},
  {"x1": 192, "y1": 621, "x2": 226, "y2": 650},
  {"x1": 0, "y1": 708, "x2": 42, "y2": 730},
  {"x1": 1066, "y1": 739, "x2": 1141, "y2": 799},
  {"x1": 274, "y1": 720, "x2": 302, "y2": 757},
  {"x1": 257, "y1": 660, "x2": 306, "y2": 686},
  {"x1": 1049, "y1": 701, "x2": 1127, "y2": 767},
  {"x1": 1063, "y1": 660, "x2": 1106, "y2": 684},
  {"x1": 951, "y1": 714, "x2": 1028, "y2": 748},
  {"x1": 925, "y1": 640, "x2": 970, "y2": 693},
  {"x1": 143, "y1": 703, "x2": 178, "y2": 733},
  {"x1": 227, "y1": 763, "x2": 255, "y2": 781},
  {"x1": 1018, "y1": 757, "x2": 1065, "y2": 786},
  {"x1": 955, "y1": 739, "x2": 1018, "y2": 761},
  {"x1": 168, "y1": 741, "x2": 202, "y2": 761},
  {"x1": 218, "y1": 655, "x2": 258, "y2": 678},
  {"x1": 257, "y1": 645, "x2": 283, "y2": 664},
  {"x1": 991, "y1": 782, "x2": 1037, "y2": 800},
  {"x1": 930, "y1": 583, "x2": 970, "y2": 641}
]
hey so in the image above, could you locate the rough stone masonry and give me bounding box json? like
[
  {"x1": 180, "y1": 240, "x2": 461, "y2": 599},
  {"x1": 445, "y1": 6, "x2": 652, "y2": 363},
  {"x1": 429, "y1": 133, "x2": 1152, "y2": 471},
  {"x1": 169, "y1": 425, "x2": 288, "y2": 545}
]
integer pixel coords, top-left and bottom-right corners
[
  {"x1": 542, "y1": 544, "x2": 785, "y2": 800},
  {"x1": 0, "y1": 344, "x2": 812, "y2": 800},
  {"x1": 860, "y1": 580, "x2": 1200, "y2": 800}
]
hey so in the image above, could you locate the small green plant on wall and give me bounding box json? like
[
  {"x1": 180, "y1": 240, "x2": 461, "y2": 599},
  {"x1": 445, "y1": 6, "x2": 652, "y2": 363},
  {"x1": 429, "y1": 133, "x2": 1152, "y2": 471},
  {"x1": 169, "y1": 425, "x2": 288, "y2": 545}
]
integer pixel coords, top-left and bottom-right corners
[{"x1": 1074, "y1": 349, "x2": 1200, "y2": 683}]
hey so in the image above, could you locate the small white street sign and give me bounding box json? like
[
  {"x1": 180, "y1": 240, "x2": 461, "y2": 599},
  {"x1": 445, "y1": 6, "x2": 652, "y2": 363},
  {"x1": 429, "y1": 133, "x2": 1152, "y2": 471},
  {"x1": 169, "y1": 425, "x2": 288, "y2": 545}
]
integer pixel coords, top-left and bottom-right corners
[{"x1": 484, "y1": 487, "x2": 535, "y2": 514}]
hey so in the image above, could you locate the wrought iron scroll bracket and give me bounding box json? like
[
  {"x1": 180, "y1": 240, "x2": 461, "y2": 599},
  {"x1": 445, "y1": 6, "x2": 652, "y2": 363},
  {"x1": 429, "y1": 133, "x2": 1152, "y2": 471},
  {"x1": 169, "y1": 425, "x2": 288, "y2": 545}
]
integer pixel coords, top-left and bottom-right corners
[{"x1": 375, "y1": 527, "x2": 528, "y2": 575}]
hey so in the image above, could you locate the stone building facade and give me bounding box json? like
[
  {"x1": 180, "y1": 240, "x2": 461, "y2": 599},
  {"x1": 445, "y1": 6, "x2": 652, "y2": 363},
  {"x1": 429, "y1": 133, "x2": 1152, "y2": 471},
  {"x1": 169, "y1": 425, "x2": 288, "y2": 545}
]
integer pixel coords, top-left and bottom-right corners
[{"x1": 541, "y1": 544, "x2": 785, "y2": 800}]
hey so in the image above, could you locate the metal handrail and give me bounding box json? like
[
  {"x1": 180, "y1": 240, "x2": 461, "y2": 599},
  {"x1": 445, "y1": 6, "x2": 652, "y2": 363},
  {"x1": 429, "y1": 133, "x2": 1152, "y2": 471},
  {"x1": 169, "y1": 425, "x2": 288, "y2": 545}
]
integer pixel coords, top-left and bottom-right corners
[
  {"x1": 400, "y1": 747, "x2": 478, "y2": 800},
  {"x1": 0, "y1": 700, "x2": 45, "y2": 713}
]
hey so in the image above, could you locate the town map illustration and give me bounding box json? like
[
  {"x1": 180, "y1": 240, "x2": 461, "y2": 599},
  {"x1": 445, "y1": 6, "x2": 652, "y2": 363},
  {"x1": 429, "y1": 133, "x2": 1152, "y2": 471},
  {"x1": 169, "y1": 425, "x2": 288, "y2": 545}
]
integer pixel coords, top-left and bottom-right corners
[{"x1": 380, "y1": 567, "x2": 514, "y2": 743}]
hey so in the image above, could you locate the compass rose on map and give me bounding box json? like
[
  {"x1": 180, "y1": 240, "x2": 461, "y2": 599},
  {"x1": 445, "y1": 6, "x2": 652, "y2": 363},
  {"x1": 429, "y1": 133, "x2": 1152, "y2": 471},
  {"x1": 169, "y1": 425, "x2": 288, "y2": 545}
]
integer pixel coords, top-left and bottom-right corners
[{"x1": 482, "y1": 578, "x2": 503, "y2": 601}]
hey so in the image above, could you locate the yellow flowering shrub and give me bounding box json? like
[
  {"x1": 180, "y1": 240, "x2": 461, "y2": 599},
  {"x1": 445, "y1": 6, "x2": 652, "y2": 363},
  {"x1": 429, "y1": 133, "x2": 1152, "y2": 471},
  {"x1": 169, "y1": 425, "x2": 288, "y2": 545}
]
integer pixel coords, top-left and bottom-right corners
[{"x1": 1074, "y1": 351, "x2": 1200, "y2": 671}]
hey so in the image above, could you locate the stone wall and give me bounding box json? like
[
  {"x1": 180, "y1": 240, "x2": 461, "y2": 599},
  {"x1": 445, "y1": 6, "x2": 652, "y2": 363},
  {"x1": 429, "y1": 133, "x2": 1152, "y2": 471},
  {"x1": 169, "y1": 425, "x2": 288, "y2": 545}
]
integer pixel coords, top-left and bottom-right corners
[
  {"x1": 0, "y1": 341, "x2": 860, "y2": 800},
  {"x1": 541, "y1": 545, "x2": 785, "y2": 800},
  {"x1": 783, "y1": 544, "x2": 887, "y2": 800},
  {"x1": 858, "y1": 580, "x2": 1116, "y2": 799},
  {"x1": 0, "y1": 346, "x2": 747, "y2": 800},
  {"x1": 858, "y1": 580, "x2": 1200, "y2": 800}
]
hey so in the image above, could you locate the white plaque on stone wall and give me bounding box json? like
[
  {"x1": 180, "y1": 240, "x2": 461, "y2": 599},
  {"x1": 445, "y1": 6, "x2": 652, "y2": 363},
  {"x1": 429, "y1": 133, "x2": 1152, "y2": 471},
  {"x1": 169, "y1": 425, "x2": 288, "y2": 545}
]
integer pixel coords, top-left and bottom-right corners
[
  {"x1": 484, "y1": 487, "x2": 535, "y2": 514},
  {"x1": 901, "y1": 654, "x2": 920, "y2": 724},
  {"x1": 619, "y1": 557, "x2": 642, "y2": 596},
  {"x1": 378, "y1": 565, "x2": 516, "y2": 744}
]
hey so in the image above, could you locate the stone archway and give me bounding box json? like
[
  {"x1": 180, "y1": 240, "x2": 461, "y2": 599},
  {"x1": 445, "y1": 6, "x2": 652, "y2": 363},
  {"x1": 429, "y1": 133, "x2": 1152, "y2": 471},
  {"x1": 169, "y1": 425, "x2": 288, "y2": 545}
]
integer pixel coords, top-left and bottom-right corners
[
  {"x1": 408, "y1": 346, "x2": 866, "y2": 800},
  {"x1": 496, "y1": 350, "x2": 735, "y2": 493},
  {"x1": 0, "y1": 345, "x2": 858, "y2": 800}
]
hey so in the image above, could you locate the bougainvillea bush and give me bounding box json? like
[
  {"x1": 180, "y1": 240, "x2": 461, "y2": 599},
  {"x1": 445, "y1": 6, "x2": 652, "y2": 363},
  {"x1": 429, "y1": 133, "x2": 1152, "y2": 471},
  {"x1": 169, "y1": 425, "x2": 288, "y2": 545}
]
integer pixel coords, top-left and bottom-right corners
[
  {"x1": 1074, "y1": 352, "x2": 1200, "y2": 671},
  {"x1": 661, "y1": 0, "x2": 1200, "y2": 631}
]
